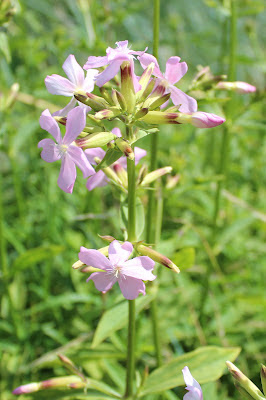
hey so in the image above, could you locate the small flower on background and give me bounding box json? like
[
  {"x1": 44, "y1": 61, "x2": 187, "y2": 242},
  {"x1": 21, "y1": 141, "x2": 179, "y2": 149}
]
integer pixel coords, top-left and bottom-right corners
[
  {"x1": 216, "y1": 81, "x2": 256, "y2": 94},
  {"x1": 182, "y1": 366, "x2": 203, "y2": 400},
  {"x1": 79, "y1": 240, "x2": 156, "y2": 300},
  {"x1": 38, "y1": 107, "x2": 95, "y2": 193},
  {"x1": 83, "y1": 40, "x2": 147, "y2": 89},
  {"x1": 138, "y1": 53, "x2": 197, "y2": 113},
  {"x1": 85, "y1": 128, "x2": 146, "y2": 191},
  {"x1": 45, "y1": 55, "x2": 98, "y2": 116},
  {"x1": 190, "y1": 111, "x2": 225, "y2": 128}
]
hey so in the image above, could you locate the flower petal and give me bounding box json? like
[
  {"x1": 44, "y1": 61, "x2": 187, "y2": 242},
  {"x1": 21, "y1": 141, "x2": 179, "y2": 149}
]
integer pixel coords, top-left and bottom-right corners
[
  {"x1": 45, "y1": 74, "x2": 76, "y2": 96},
  {"x1": 83, "y1": 69, "x2": 98, "y2": 93},
  {"x1": 67, "y1": 145, "x2": 95, "y2": 178},
  {"x1": 112, "y1": 127, "x2": 122, "y2": 137},
  {"x1": 170, "y1": 86, "x2": 198, "y2": 113},
  {"x1": 182, "y1": 367, "x2": 202, "y2": 393},
  {"x1": 165, "y1": 57, "x2": 188, "y2": 84},
  {"x1": 83, "y1": 55, "x2": 108, "y2": 69},
  {"x1": 96, "y1": 60, "x2": 121, "y2": 87},
  {"x1": 63, "y1": 106, "x2": 86, "y2": 145},
  {"x1": 39, "y1": 109, "x2": 61, "y2": 143},
  {"x1": 52, "y1": 97, "x2": 77, "y2": 117},
  {"x1": 38, "y1": 138, "x2": 60, "y2": 162},
  {"x1": 108, "y1": 240, "x2": 133, "y2": 265},
  {"x1": 86, "y1": 171, "x2": 108, "y2": 191},
  {"x1": 57, "y1": 154, "x2": 76, "y2": 193},
  {"x1": 85, "y1": 148, "x2": 106, "y2": 164},
  {"x1": 183, "y1": 389, "x2": 203, "y2": 400},
  {"x1": 118, "y1": 276, "x2": 146, "y2": 300},
  {"x1": 121, "y1": 256, "x2": 156, "y2": 281},
  {"x1": 138, "y1": 53, "x2": 163, "y2": 79},
  {"x1": 62, "y1": 54, "x2": 84, "y2": 87},
  {"x1": 191, "y1": 112, "x2": 225, "y2": 128},
  {"x1": 79, "y1": 247, "x2": 112, "y2": 270},
  {"x1": 135, "y1": 147, "x2": 147, "y2": 164},
  {"x1": 87, "y1": 272, "x2": 117, "y2": 292}
]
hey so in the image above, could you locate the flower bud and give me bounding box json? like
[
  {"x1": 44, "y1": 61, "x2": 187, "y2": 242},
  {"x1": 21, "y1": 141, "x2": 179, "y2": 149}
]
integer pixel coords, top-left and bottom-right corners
[
  {"x1": 140, "y1": 167, "x2": 172, "y2": 186},
  {"x1": 98, "y1": 235, "x2": 116, "y2": 243},
  {"x1": 138, "y1": 79, "x2": 156, "y2": 104},
  {"x1": 13, "y1": 376, "x2": 84, "y2": 395},
  {"x1": 111, "y1": 89, "x2": 120, "y2": 108},
  {"x1": 166, "y1": 174, "x2": 180, "y2": 190},
  {"x1": 58, "y1": 354, "x2": 86, "y2": 381},
  {"x1": 189, "y1": 112, "x2": 225, "y2": 128},
  {"x1": 134, "y1": 108, "x2": 149, "y2": 120},
  {"x1": 120, "y1": 61, "x2": 136, "y2": 113},
  {"x1": 13, "y1": 383, "x2": 41, "y2": 395},
  {"x1": 75, "y1": 132, "x2": 116, "y2": 149},
  {"x1": 148, "y1": 92, "x2": 171, "y2": 111},
  {"x1": 94, "y1": 107, "x2": 121, "y2": 120},
  {"x1": 226, "y1": 361, "x2": 265, "y2": 400},
  {"x1": 115, "y1": 138, "x2": 134, "y2": 160},
  {"x1": 216, "y1": 81, "x2": 256, "y2": 94},
  {"x1": 261, "y1": 365, "x2": 266, "y2": 396},
  {"x1": 113, "y1": 163, "x2": 128, "y2": 187},
  {"x1": 135, "y1": 243, "x2": 180, "y2": 273},
  {"x1": 99, "y1": 87, "x2": 113, "y2": 104},
  {"x1": 136, "y1": 62, "x2": 155, "y2": 101},
  {"x1": 74, "y1": 92, "x2": 109, "y2": 111},
  {"x1": 234, "y1": 383, "x2": 256, "y2": 400},
  {"x1": 72, "y1": 260, "x2": 85, "y2": 270},
  {"x1": 137, "y1": 164, "x2": 148, "y2": 185}
]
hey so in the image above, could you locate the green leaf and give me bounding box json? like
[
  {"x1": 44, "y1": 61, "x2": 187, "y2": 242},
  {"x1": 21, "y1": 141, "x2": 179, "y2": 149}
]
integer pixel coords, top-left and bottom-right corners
[
  {"x1": 95, "y1": 148, "x2": 122, "y2": 171},
  {"x1": 0, "y1": 32, "x2": 11, "y2": 63},
  {"x1": 172, "y1": 248, "x2": 195, "y2": 271},
  {"x1": 139, "y1": 346, "x2": 241, "y2": 396},
  {"x1": 92, "y1": 293, "x2": 155, "y2": 348}
]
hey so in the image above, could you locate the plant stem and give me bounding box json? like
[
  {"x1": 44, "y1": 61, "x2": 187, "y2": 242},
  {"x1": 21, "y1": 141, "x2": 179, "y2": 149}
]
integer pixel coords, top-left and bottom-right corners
[
  {"x1": 145, "y1": 0, "x2": 163, "y2": 369},
  {"x1": 125, "y1": 151, "x2": 136, "y2": 398}
]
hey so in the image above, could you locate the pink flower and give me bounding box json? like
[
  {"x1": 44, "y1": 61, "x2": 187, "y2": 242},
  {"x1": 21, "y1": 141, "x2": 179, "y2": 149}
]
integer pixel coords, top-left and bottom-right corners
[
  {"x1": 190, "y1": 111, "x2": 225, "y2": 128},
  {"x1": 45, "y1": 55, "x2": 98, "y2": 116},
  {"x1": 182, "y1": 367, "x2": 203, "y2": 400},
  {"x1": 79, "y1": 240, "x2": 156, "y2": 300},
  {"x1": 216, "y1": 81, "x2": 256, "y2": 94},
  {"x1": 83, "y1": 40, "x2": 147, "y2": 89},
  {"x1": 138, "y1": 53, "x2": 197, "y2": 113},
  {"x1": 38, "y1": 107, "x2": 95, "y2": 193},
  {"x1": 85, "y1": 128, "x2": 146, "y2": 191}
]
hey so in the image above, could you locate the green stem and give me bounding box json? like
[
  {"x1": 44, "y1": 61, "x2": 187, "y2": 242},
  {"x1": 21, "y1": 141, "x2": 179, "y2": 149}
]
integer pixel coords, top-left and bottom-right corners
[
  {"x1": 125, "y1": 151, "x2": 136, "y2": 398},
  {"x1": 145, "y1": 0, "x2": 163, "y2": 369},
  {"x1": 200, "y1": 0, "x2": 237, "y2": 322}
]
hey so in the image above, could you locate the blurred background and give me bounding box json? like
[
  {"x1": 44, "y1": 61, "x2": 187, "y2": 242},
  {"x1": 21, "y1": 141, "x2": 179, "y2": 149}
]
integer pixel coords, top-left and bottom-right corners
[{"x1": 0, "y1": 0, "x2": 265, "y2": 399}]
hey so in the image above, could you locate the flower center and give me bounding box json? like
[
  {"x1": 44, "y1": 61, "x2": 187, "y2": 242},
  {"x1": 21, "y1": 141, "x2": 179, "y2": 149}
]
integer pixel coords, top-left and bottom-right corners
[
  {"x1": 113, "y1": 265, "x2": 122, "y2": 278},
  {"x1": 56, "y1": 144, "x2": 68, "y2": 158}
]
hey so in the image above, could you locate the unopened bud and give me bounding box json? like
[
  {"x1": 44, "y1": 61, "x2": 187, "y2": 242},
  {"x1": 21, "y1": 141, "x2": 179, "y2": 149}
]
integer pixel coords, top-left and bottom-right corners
[
  {"x1": 75, "y1": 132, "x2": 116, "y2": 149},
  {"x1": 111, "y1": 89, "x2": 120, "y2": 108},
  {"x1": 134, "y1": 108, "x2": 149, "y2": 120},
  {"x1": 98, "y1": 235, "x2": 116, "y2": 243},
  {"x1": 140, "y1": 111, "x2": 180, "y2": 125},
  {"x1": 5, "y1": 82, "x2": 20, "y2": 108},
  {"x1": 13, "y1": 383, "x2": 41, "y2": 395},
  {"x1": 115, "y1": 138, "x2": 134, "y2": 160},
  {"x1": 216, "y1": 81, "x2": 256, "y2": 94},
  {"x1": 235, "y1": 383, "x2": 256, "y2": 400},
  {"x1": 136, "y1": 62, "x2": 155, "y2": 101},
  {"x1": 135, "y1": 243, "x2": 180, "y2": 273},
  {"x1": 226, "y1": 361, "x2": 265, "y2": 400},
  {"x1": 58, "y1": 354, "x2": 86, "y2": 381},
  {"x1": 94, "y1": 107, "x2": 121, "y2": 120},
  {"x1": 102, "y1": 166, "x2": 123, "y2": 186},
  {"x1": 99, "y1": 87, "x2": 113, "y2": 104},
  {"x1": 137, "y1": 164, "x2": 148, "y2": 185},
  {"x1": 148, "y1": 92, "x2": 171, "y2": 111},
  {"x1": 115, "y1": 90, "x2": 127, "y2": 111},
  {"x1": 113, "y1": 163, "x2": 128, "y2": 187},
  {"x1": 13, "y1": 376, "x2": 83, "y2": 395},
  {"x1": 261, "y1": 365, "x2": 266, "y2": 396},
  {"x1": 54, "y1": 116, "x2": 67, "y2": 126},
  {"x1": 83, "y1": 126, "x2": 102, "y2": 134},
  {"x1": 140, "y1": 167, "x2": 172, "y2": 186},
  {"x1": 74, "y1": 92, "x2": 109, "y2": 111},
  {"x1": 120, "y1": 61, "x2": 136, "y2": 113},
  {"x1": 138, "y1": 79, "x2": 156, "y2": 104},
  {"x1": 166, "y1": 174, "x2": 180, "y2": 190},
  {"x1": 72, "y1": 260, "x2": 85, "y2": 269}
]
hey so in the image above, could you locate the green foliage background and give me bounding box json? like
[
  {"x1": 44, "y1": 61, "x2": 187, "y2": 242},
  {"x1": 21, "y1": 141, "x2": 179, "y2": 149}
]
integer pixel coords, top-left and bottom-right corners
[{"x1": 0, "y1": 0, "x2": 265, "y2": 399}]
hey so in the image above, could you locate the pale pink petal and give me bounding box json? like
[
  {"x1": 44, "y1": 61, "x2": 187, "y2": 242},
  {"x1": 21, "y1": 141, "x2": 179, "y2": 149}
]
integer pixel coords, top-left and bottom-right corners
[
  {"x1": 39, "y1": 109, "x2": 61, "y2": 143},
  {"x1": 67, "y1": 145, "x2": 95, "y2": 178},
  {"x1": 83, "y1": 55, "x2": 108, "y2": 69},
  {"x1": 83, "y1": 69, "x2": 98, "y2": 92},
  {"x1": 96, "y1": 60, "x2": 121, "y2": 87},
  {"x1": 63, "y1": 107, "x2": 86, "y2": 145},
  {"x1": 118, "y1": 276, "x2": 146, "y2": 300},
  {"x1": 170, "y1": 86, "x2": 198, "y2": 113},
  {"x1": 191, "y1": 112, "x2": 225, "y2": 128},
  {"x1": 85, "y1": 148, "x2": 106, "y2": 164},
  {"x1": 108, "y1": 240, "x2": 133, "y2": 265},
  {"x1": 45, "y1": 74, "x2": 76, "y2": 96},
  {"x1": 184, "y1": 389, "x2": 203, "y2": 400},
  {"x1": 57, "y1": 154, "x2": 76, "y2": 193},
  {"x1": 53, "y1": 97, "x2": 77, "y2": 117},
  {"x1": 78, "y1": 247, "x2": 112, "y2": 270},
  {"x1": 116, "y1": 40, "x2": 129, "y2": 48},
  {"x1": 86, "y1": 171, "x2": 108, "y2": 191},
  {"x1": 121, "y1": 257, "x2": 156, "y2": 281},
  {"x1": 138, "y1": 53, "x2": 163, "y2": 79},
  {"x1": 111, "y1": 127, "x2": 122, "y2": 137},
  {"x1": 87, "y1": 272, "x2": 117, "y2": 292},
  {"x1": 182, "y1": 367, "x2": 201, "y2": 389},
  {"x1": 62, "y1": 55, "x2": 84, "y2": 87},
  {"x1": 165, "y1": 57, "x2": 188, "y2": 84},
  {"x1": 38, "y1": 138, "x2": 60, "y2": 162},
  {"x1": 116, "y1": 157, "x2": 128, "y2": 169},
  {"x1": 134, "y1": 147, "x2": 147, "y2": 164}
]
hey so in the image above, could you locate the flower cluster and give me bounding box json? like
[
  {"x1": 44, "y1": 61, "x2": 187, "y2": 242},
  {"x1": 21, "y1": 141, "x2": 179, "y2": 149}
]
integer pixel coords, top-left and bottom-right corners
[{"x1": 39, "y1": 40, "x2": 228, "y2": 194}]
